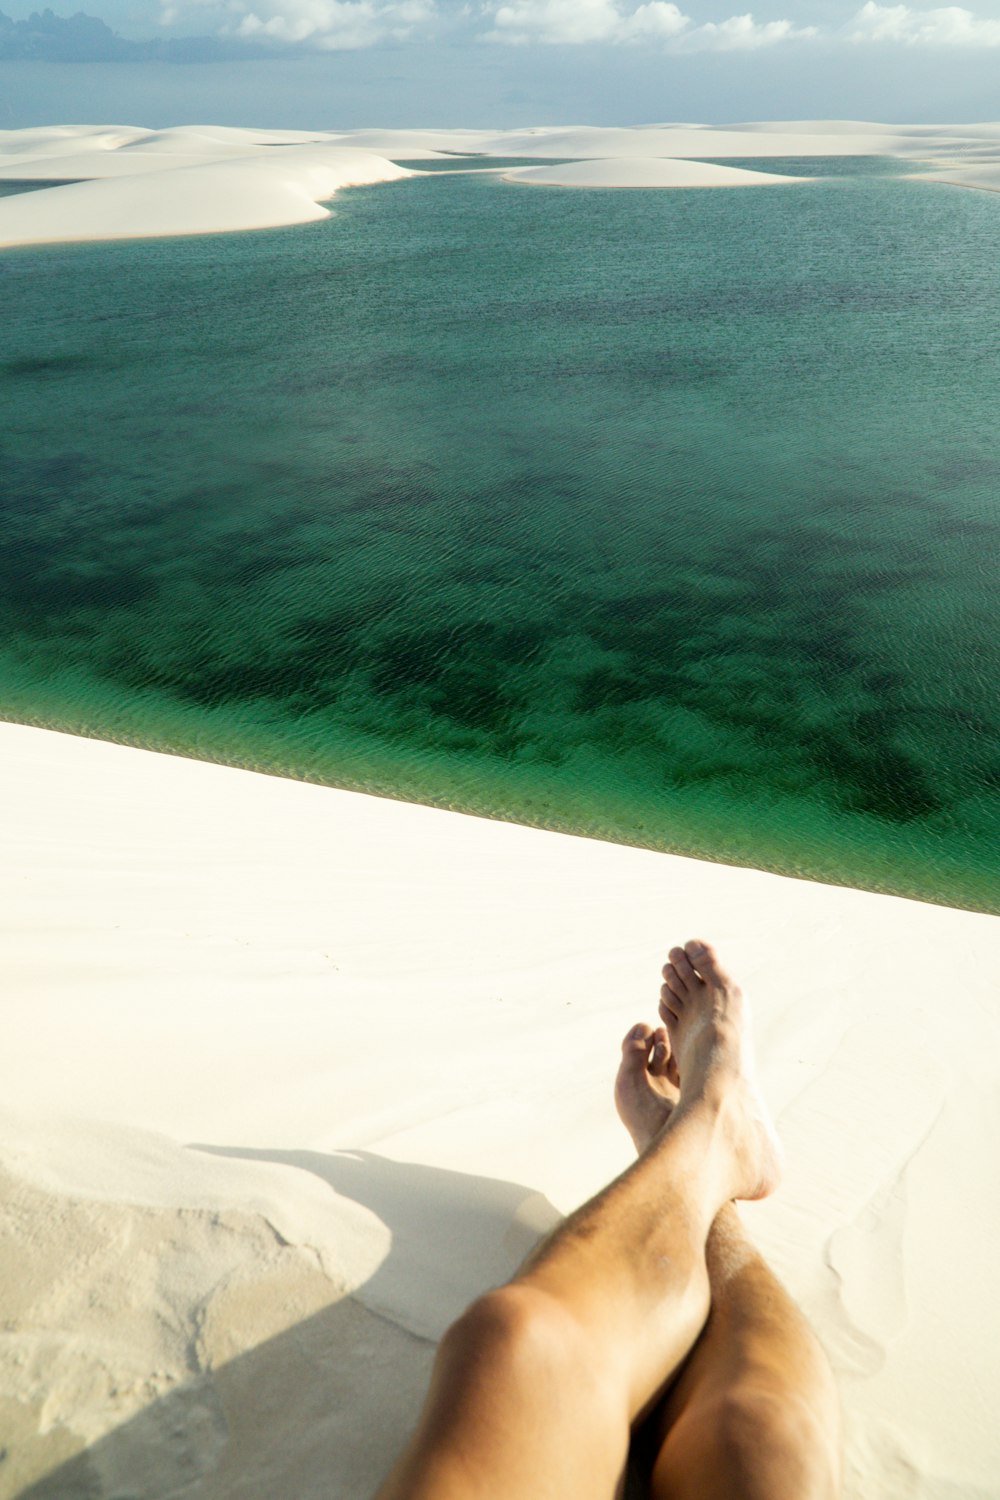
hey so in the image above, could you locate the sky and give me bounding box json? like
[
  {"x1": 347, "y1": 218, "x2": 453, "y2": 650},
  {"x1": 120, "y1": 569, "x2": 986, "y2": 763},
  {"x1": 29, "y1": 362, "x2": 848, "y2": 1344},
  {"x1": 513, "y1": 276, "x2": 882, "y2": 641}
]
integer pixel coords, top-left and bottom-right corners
[{"x1": 1, "y1": 0, "x2": 999, "y2": 129}]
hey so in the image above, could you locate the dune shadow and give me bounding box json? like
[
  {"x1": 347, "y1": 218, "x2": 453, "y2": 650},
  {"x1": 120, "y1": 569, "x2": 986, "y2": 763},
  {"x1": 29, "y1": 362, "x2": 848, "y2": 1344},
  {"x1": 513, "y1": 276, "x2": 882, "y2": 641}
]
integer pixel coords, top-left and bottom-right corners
[
  {"x1": 12, "y1": 1146, "x2": 564, "y2": 1500},
  {"x1": 194, "y1": 1143, "x2": 565, "y2": 1341}
]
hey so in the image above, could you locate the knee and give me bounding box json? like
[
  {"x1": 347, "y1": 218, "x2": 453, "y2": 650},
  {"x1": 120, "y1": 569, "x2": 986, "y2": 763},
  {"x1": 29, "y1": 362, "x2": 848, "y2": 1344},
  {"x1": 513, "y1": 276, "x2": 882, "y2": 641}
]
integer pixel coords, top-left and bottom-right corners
[
  {"x1": 657, "y1": 1384, "x2": 840, "y2": 1500},
  {"x1": 710, "y1": 1385, "x2": 840, "y2": 1497},
  {"x1": 437, "y1": 1283, "x2": 586, "y2": 1388}
]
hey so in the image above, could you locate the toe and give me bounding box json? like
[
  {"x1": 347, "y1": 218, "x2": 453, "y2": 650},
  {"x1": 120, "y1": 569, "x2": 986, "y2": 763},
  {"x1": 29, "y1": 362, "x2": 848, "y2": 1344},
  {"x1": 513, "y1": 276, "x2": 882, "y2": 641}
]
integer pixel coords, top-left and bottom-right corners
[
  {"x1": 659, "y1": 988, "x2": 679, "y2": 1026},
  {"x1": 649, "y1": 1026, "x2": 670, "y2": 1076},
  {"x1": 685, "y1": 939, "x2": 730, "y2": 989},
  {"x1": 620, "y1": 1022, "x2": 654, "y2": 1065},
  {"x1": 616, "y1": 1023, "x2": 655, "y2": 1097},
  {"x1": 661, "y1": 964, "x2": 687, "y2": 1005},
  {"x1": 659, "y1": 992, "x2": 680, "y2": 1032},
  {"x1": 660, "y1": 959, "x2": 685, "y2": 994},
  {"x1": 669, "y1": 945, "x2": 700, "y2": 988},
  {"x1": 623, "y1": 1021, "x2": 654, "y2": 1048}
]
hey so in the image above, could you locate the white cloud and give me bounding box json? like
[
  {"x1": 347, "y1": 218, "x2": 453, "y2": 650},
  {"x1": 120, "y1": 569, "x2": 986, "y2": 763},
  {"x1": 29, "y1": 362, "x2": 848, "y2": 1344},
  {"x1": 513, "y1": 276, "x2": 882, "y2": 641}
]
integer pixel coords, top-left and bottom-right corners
[
  {"x1": 682, "y1": 12, "x2": 816, "y2": 48},
  {"x1": 484, "y1": 0, "x2": 813, "y2": 47},
  {"x1": 161, "y1": 0, "x2": 436, "y2": 48},
  {"x1": 156, "y1": 0, "x2": 1000, "y2": 53},
  {"x1": 848, "y1": 1, "x2": 1000, "y2": 44},
  {"x1": 624, "y1": 1, "x2": 690, "y2": 37},
  {"x1": 485, "y1": 0, "x2": 686, "y2": 46}
]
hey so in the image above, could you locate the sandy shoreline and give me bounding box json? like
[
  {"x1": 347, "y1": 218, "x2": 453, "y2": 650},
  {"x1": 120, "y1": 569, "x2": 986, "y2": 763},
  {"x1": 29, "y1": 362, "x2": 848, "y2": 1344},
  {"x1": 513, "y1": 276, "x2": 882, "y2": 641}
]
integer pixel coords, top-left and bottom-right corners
[
  {"x1": 3, "y1": 719, "x2": 999, "y2": 1497},
  {"x1": 3, "y1": 120, "x2": 1000, "y2": 248}
]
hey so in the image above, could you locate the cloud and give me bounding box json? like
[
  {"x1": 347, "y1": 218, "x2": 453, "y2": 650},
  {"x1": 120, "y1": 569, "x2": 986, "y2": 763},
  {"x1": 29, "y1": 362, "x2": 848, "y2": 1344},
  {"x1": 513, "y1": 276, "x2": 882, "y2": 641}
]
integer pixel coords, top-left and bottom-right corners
[
  {"x1": 229, "y1": 0, "x2": 436, "y2": 49},
  {"x1": 0, "y1": 8, "x2": 123, "y2": 59},
  {"x1": 485, "y1": 0, "x2": 686, "y2": 46},
  {"x1": 847, "y1": 1, "x2": 1000, "y2": 44},
  {"x1": 484, "y1": 0, "x2": 813, "y2": 50},
  {"x1": 8, "y1": 0, "x2": 999, "y2": 61},
  {"x1": 682, "y1": 12, "x2": 816, "y2": 49},
  {"x1": 0, "y1": 6, "x2": 279, "y2": 59}
]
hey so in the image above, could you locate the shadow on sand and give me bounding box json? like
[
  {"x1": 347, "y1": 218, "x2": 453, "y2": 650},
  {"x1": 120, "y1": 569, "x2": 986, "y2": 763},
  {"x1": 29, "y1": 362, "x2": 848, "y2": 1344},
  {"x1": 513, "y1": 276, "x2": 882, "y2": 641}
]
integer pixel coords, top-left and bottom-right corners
[{"x1": 14, "y1": 1146, "x2": 564, "y2": 1500}]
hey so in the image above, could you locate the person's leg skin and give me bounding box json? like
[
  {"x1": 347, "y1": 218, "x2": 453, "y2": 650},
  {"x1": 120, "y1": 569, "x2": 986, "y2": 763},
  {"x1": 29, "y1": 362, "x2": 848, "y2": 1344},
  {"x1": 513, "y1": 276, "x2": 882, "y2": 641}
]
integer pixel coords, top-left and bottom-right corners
[
  {"x1": 374, "y1": 939, "x2": 782, "y2": 1500},
  {"x1": 616, "y1": 944, "x2": 841, "y2": 1500},
  {"x1": 645, "y1": 1206, "x2": 841, "y2": 1500}
]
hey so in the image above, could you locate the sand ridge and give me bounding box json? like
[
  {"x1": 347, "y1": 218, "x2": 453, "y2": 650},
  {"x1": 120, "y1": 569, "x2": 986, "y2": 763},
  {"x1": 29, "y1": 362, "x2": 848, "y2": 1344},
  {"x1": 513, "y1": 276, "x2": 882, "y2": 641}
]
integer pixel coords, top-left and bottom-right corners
[
  {"x1": 0, "y1": 129, "x2": 410, "y2": 246},
  {"x1": 503, "y1": 155, "x2": 806, "y2": 188}
]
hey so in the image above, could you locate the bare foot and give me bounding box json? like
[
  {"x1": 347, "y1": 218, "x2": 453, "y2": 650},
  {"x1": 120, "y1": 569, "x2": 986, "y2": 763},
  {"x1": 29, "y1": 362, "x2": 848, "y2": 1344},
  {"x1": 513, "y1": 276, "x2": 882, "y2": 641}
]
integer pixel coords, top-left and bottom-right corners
[
  {"x1": 614, "y1": 1022, "x2": 680, "y2": 1153},
  {"x1": 659, "y1": 940, "x2": 782, "y2": 1202}
]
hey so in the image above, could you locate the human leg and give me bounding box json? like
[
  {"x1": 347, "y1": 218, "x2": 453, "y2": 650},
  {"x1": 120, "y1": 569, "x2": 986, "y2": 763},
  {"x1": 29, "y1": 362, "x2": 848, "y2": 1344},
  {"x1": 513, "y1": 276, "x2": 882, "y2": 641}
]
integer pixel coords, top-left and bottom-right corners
[
  {"x1": 616, "y1": 943, "x2": 840, "y2": 1500},
  {"x1": 374, "y1": 941, "x2": 781, "y2": 1500},
  {"x1": 645, "y1": 1205, "x2": 841, "y2": 1500}
]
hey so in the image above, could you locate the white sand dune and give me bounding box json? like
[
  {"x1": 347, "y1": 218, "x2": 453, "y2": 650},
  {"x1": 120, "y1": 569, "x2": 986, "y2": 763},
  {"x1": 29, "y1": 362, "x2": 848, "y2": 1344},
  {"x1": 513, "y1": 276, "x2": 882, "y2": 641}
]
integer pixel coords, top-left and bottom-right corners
[
  {"x1": 0, "y1": 122, "x2": 330, "y2": 160},
  {"x1": 0, "y1": 144, "x2": 410, "y2": 247},
  {"x1": 4, "y1": 120, "x2": 1000, "y2": 249},
  {"x1": 504, "y1": 156, "x2": 805, "y2": 188},
  {"x1": 0, "y1": 126, "x2": 349, "y2": 181},
  {"x1": 0, "y1": 123, "x2": 149, "y2": 159},
  {"x1": 0, "y1": 149, "x2": 275, "y2": 180},
  {"x1": 496, "y1": 124, "x2": 901, "y2": 157},
  {"x1": 334, "y1": 121, "x2": 994, "y2": 160},
  {"x1": 2, "y1": 721, "x2": 999, "y2": 1498},
  {"x1": 327, "y1": 127, "x2": 517, "y2": 157},
  {"x1": 335, "y1": 123, "x2": 905, "y2": 158},
  {"x1": 117, "y1": 124, "x2": 342, "y2": 152},
  {"x1": 731, "y1": 118, "x2": 980, "y2": 136},
  {"x1": 922, "y1": 162, "x2": 1000, "y2": 192}
]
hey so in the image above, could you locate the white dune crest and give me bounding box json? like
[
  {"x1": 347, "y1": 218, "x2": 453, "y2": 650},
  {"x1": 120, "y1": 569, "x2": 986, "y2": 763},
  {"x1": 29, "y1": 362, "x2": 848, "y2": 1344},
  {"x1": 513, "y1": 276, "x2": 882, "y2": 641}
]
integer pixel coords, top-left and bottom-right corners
[
  {"x1": 116, "y1": 124, "x2": 343, "y2": 152},
  {"x1": 0, "y1": 144, "x2": 411, "y2": 248},
  {"x1": 0, "y1": 124, "x2": 150, "y2": 158},
  {"x1": 504, "y1": 155, "x2": 806, "y2": 187},
  {"x1": 330, "y1": 122, "x2": 962, "y2": 159}
]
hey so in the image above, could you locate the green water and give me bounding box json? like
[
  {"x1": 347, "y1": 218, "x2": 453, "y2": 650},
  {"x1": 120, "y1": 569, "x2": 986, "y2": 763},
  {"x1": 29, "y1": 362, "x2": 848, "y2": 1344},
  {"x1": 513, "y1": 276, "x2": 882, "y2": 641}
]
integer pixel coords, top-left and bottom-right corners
[{"x1": 3, "y1": 164, "x2": 999, "y2": 910}]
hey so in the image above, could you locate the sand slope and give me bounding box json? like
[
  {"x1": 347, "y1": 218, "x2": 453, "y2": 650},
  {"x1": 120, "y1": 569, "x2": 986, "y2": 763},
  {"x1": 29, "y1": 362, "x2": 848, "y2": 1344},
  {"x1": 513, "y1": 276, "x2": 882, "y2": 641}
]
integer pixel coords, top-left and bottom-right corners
[
  {"x1": 923, "y1": 162, "x2": 1000, "y2": 192},
  {"x1": 2, "y1": 721, "x2": 999, "y2": 1498},
  {"x1": 0, "y1": 143, "x2": 410, "y2": 247},
  {"x1": 504, "y1": 156, "x2": 805, "y2": 188},
  {"x1": 0, "y1": 124, "x2": 348, "y2": 179},
  {"x1": 334, "y1": 120, "x2": 1000, "y2": 160},
  {"x1": 0, "y1": 127, "x2": 411, "y2": 247}
]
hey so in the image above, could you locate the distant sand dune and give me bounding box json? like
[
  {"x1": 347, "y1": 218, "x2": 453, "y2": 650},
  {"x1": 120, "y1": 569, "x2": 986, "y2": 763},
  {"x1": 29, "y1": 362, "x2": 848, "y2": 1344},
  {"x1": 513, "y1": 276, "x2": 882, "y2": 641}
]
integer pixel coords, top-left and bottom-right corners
[
  {"x1": 922, "y1": 161, "x2": 1000, "y2": 191},
  {"x1": 504, "y1": 155, "x2": 806, "y2": 188},
  {"x1": 4, "y1": 119, "x2": 1000, "y2": 249},
  {"x1": 0, "y1": 142, "x2": 411, "y2": 247}
]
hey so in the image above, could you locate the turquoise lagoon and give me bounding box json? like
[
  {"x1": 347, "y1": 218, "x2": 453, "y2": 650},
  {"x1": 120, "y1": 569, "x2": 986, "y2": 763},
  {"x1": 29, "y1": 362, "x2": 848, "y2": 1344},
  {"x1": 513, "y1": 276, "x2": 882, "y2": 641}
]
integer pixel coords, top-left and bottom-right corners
[{"x1": 2, "y1": 160, "x2": 999, "y2": 911}]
